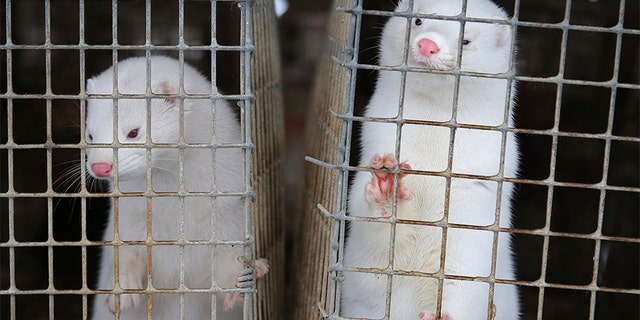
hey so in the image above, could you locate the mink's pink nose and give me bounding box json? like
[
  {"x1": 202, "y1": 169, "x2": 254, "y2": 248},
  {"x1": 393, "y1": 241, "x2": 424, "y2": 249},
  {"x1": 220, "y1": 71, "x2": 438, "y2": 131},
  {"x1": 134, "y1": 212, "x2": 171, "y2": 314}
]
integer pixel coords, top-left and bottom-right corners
[
  {"x1": 91, "y1": 163, "x2": 113, "y2": 177},
  {"x1": 418, "y1": 38, "x2": 440, "y2": 57}
]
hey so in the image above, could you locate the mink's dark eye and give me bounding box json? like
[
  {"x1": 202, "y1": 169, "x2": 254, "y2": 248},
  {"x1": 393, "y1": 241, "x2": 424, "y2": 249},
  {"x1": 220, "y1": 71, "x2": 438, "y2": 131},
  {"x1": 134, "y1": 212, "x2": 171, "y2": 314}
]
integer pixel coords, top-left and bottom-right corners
[
  {"x1": 127, "y1": 128, "x2": 139, "y2": 139},
  {"x1": 462, "y1": 39, "x2": 471, "y2": 46},
  {"x1": 414, "y1": 18, "x2": 422, "y2": 26}
]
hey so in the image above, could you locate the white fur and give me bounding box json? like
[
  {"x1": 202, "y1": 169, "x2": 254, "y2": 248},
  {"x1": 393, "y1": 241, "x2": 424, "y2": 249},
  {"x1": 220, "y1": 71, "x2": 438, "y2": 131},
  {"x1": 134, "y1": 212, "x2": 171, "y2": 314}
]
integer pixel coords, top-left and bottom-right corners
[
  {"x1": 86, "y1": 56, "x2": 247, "y2": 320},
  {"x1": 341, "y1": 0, "x2": 520, "y2": 319}
]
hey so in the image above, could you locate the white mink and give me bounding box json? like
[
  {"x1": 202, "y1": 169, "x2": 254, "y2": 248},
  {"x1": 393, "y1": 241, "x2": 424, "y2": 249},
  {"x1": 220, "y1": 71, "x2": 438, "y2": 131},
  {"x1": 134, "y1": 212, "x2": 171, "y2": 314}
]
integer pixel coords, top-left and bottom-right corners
[
  {"x1": 86, "y1": 56, "x2": 268, "y2": 320},
  {"x1": 341, "y1": 0, "x2": 520, "y2": 319}
]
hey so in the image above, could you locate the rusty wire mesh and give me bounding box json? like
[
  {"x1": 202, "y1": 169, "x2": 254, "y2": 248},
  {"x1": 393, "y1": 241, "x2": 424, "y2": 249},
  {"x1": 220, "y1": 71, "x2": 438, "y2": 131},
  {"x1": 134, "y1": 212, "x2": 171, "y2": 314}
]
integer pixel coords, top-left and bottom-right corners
[
  {"x1": 295, "y1": 0, "x2": 639, "y2": 319},
  {"x1": 0, "y1": 0, "x2": 284, "y2": 319}
]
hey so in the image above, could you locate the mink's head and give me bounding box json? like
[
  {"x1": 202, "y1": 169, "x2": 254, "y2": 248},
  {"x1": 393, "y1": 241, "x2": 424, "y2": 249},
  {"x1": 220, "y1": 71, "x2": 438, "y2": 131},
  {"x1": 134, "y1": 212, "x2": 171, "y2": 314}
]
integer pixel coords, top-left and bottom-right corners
[{"x1": 380, "y1": 0, "x2": 513, "y2": 75}]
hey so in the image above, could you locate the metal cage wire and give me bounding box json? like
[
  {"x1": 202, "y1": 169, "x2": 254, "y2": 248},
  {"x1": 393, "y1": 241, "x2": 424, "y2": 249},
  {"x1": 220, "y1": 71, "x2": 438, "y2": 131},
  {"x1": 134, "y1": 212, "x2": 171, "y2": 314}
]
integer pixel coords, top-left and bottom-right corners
[
  {"x1": 301, "y1": 0, "x2": 639, "y2": 319},
  {"x1": 0, "y1": 0, "x2": 285, "y2": 319}
]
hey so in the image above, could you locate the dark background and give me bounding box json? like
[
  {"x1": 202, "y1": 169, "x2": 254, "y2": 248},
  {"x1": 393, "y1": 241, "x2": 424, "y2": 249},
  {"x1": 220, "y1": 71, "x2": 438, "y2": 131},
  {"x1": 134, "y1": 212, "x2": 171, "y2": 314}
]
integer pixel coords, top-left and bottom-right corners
[{"x1": 1, "y1": 0, "x2": 639, "y2": 319}]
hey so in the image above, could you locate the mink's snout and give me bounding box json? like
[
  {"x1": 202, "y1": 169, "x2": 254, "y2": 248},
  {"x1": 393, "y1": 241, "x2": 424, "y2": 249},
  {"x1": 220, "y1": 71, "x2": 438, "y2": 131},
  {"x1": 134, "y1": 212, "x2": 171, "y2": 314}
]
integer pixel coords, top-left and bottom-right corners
[{"x1": 417, "y1": 38, "x2": 440, "y2": 57}]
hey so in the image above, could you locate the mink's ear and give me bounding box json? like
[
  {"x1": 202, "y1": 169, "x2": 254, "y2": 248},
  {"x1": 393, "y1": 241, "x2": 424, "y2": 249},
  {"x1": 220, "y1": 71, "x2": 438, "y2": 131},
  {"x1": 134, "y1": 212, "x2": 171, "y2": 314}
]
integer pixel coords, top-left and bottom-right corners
[
  {"x1": 86, "y1": 78, "x2": 96, "y2": 94},
  {"x1": 495, "y1": 23, "x2": 512, "y2": 49},
  {"x1": 151, "y1": 80, "x2": 179, "y2": 106},
  {"x1": 396, "y1": 0, "x2": 410, "y2": 12}
]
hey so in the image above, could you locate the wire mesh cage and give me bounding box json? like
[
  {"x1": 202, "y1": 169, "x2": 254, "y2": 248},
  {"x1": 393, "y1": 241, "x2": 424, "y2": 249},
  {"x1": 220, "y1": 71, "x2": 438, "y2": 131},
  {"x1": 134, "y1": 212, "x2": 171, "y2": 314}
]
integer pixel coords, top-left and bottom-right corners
[
  {"x1": 295, "y1": 0, "x2": 638, "y2": 319},
  {"x1": 0, "y1": 0, "x2": 284, "y2": 319}
]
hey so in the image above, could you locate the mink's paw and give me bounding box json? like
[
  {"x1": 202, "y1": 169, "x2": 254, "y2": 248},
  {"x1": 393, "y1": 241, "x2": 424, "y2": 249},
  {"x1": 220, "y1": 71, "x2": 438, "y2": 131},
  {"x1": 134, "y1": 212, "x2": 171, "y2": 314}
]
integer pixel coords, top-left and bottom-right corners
[
  {"x1": 365, "y1": 153, "x2": 413, "y2": 217},
  {"x1": 106, "y1": 271, "x2": 144, "y2": 314},
  {"x1": 224, "y1": 257, "x2": 270, "y2": 311},
  {"x1": 419, "y1": 312, "x2": 437, "y2": 320},
  {"x1": 418, "y1": 312, "x2": 452, "y2": 320}
]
